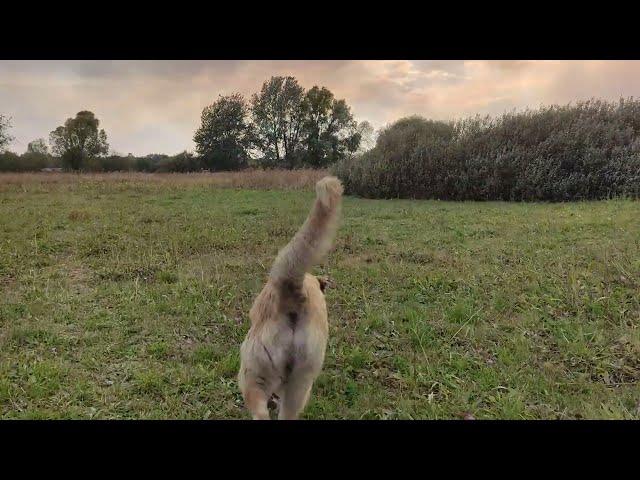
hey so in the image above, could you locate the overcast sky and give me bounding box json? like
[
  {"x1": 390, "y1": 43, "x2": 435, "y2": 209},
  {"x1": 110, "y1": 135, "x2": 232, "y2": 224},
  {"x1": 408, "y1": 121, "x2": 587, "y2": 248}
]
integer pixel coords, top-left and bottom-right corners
[{"x1": 1, "y1": 60, "x2": 639, "y2": 156}]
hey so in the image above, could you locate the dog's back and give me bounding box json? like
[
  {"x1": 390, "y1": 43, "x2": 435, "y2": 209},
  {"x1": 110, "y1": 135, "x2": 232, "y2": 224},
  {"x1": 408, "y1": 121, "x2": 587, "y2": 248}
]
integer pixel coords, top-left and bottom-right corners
[{"x1": 238, "y1": 176, "x2": 343, "y2": 420}]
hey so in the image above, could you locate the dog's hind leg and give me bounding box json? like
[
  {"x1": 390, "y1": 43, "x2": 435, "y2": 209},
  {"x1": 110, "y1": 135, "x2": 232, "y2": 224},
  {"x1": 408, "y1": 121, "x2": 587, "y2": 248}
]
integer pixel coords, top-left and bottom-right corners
[
  {"x1": 277, "y1": 375, "x2": 313, "y2": 420},
  {"x1": 243, "y1": 383, "x2": 271, "y2": 420}
]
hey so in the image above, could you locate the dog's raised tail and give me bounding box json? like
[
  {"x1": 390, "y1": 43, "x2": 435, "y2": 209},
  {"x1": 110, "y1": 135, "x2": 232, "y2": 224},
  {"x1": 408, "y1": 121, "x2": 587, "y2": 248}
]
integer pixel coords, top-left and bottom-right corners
[{"x1": 269, "y1": 176, "x2": 343, "y2": 288}]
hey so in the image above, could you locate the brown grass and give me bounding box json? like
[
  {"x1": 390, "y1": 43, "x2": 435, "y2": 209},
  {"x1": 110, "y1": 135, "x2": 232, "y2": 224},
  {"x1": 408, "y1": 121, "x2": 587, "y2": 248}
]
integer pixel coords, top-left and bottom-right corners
[{"x1": 0, "y1": 169, "x2": 329, "y2": 192}]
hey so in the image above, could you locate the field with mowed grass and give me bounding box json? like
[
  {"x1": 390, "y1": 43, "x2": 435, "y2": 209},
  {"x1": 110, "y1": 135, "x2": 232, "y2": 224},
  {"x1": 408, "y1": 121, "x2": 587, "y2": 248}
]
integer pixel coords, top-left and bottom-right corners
[{"x1": 0, "y1": 173, "x2": 639, "y2": 419}]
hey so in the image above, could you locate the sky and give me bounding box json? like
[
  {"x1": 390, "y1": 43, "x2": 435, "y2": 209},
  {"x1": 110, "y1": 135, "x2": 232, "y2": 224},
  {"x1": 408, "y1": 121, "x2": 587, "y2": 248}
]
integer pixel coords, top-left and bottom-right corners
[{"x1": 1, "y1": 60, "x2": 639, "y2": 156}]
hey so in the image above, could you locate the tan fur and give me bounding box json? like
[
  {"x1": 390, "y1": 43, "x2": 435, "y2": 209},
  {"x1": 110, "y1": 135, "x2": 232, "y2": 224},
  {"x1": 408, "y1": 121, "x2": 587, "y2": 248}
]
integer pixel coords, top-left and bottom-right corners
[{"x1": 238, "y1": 176, "x2": 343, "y2": 420}]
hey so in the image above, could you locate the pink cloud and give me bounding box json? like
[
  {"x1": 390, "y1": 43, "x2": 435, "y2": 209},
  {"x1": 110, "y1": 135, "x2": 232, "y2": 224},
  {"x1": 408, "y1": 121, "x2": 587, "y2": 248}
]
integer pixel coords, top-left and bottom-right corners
[{"x1": 1, "y1": 60, "x2": 639, "y2": 155}]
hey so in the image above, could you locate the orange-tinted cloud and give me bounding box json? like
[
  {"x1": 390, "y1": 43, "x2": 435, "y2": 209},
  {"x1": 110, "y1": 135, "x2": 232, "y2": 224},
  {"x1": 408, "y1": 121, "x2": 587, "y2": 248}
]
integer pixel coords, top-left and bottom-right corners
[{"x1": 1, "y1": 60, "x2": 639, "y2": 155}]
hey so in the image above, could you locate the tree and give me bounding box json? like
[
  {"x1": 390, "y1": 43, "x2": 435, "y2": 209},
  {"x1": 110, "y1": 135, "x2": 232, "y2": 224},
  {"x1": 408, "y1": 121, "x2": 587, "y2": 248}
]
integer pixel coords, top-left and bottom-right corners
[
  {"x1": 251, "y1": 76, "x2": 306, "y2": 168},
  {"x1": 0, "y1": 115, "x2": 14, "y2": 152},
  {"x1": 49, "y1": 111, "x2": 109, "y2": 170},
  {"x1": 20, "y1": 138, "x2": 51, "y2": 171},
  {"x1": 194, "y1": 93, "x2": 254, "y2": 171},
  {"x1": 355, "y1": 121, "x2": 376, "y2": 154},
  {"x1": 27, "y1": 138, "x2": 49, "y2": 155},
  {"x1": 301, "y1": 86, "x2": 360, "y2": 167}
]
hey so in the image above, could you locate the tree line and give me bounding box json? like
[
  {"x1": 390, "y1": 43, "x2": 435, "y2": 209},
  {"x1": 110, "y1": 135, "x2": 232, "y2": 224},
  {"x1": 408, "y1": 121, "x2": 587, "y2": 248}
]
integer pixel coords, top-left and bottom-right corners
[
  {"x1": 3, "y1": 83, "x2": 639, "y2": 201},
  {"x1": 0, "y1": 76, "x2": 372, "y2": 172}
]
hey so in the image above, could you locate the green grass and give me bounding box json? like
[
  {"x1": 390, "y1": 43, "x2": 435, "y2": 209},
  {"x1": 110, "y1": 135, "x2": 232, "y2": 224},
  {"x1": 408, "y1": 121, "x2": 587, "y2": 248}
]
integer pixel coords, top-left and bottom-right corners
[{"x1": 1, "y1": 180, "x2": 639, "y2": 419}]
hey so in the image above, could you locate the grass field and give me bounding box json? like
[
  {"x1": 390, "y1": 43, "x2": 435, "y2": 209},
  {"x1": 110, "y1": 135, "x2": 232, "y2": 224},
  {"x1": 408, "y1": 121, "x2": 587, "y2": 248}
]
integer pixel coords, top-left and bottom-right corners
[{"x1": 0, "y1": 173, "x2": 638, "y2": 419}]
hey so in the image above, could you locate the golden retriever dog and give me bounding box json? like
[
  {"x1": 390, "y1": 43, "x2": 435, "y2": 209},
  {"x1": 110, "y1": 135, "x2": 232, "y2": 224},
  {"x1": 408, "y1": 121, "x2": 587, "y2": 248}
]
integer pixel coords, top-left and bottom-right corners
[{"x1": 238, "y1": 176, "x2": 343, "y2": 420}]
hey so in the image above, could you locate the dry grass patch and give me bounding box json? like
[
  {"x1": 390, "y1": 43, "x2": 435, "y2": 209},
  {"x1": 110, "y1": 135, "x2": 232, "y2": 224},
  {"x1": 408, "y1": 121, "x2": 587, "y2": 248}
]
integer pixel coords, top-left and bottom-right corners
[{"x1": 0, "y1": 169, "x2": 328, "y2": 193}]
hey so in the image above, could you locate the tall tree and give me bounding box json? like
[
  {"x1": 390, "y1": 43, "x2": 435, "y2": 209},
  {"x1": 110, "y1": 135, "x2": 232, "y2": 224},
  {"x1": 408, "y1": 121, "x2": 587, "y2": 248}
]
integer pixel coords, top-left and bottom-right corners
[
  {"x1": 301, "y1": 86, "x2": 360, "y2": 167},
  {"x1": 49, "y1": 111, "x2": 109, "y2": 170},
  {"x1": 251, "y1": 76, "x2": 306, "y2": 168},
  {"x1": 21, "y1": 137, "x2": 51, "y2": 171},
  {"x1": 194, "y1": 93, "x2": 254, "y2": 170},
  {"x1": 27, "y1": 138, "x2": 49, "y2": 155},
  {"x1": 0, "y1": 115, "x2": 14, "y2": 152},
  {"x1": 355, "y1": 121, "x2": 376, "y2": 153}
]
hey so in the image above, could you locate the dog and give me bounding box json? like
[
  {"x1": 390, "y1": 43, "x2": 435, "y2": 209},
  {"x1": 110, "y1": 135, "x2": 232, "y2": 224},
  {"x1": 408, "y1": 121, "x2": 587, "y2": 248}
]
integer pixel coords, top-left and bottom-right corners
[{"x1": 238, "y1": 176, "x2": 343, "y2": 420}]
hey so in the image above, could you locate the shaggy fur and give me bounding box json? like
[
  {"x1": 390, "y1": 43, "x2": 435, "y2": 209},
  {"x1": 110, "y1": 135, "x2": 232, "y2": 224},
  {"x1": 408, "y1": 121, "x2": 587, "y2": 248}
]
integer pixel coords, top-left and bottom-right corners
[{"x1": 238, "y1": 176, "x2": 343, "y2": 419}]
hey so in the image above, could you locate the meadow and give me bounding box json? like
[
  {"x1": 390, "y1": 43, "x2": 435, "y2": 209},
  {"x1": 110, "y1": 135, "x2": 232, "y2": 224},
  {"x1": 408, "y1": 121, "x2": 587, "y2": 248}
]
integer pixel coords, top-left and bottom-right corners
[{"x1": 0, "y1": 172, "x2": 638, "y2": 419}]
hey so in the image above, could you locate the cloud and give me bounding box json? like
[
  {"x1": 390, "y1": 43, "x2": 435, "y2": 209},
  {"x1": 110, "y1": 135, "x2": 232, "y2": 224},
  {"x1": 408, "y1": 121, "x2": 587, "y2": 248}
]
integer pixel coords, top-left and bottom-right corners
[{"x1": 1, "y1": 60, "x2": 639, "y2": 155}]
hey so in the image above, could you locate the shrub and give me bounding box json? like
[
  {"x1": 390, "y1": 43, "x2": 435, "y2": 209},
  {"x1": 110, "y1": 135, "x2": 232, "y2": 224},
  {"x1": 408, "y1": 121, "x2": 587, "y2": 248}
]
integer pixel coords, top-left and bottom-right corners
[
  {"x1": 333, "y1": 99, "x2": 640, "y2": 201},
  {"x1": 0, "y1": 151, "x2": 59, "y2": 172},
  {"x1": 87, "y1": 155, "x2": 136, "y2": 172},
  {"x1": 0, "y1": 151, "x2": 21, "y2": 171},
  {"x1": 156, "y1": 152, "x2": 203, "y2": 173}
]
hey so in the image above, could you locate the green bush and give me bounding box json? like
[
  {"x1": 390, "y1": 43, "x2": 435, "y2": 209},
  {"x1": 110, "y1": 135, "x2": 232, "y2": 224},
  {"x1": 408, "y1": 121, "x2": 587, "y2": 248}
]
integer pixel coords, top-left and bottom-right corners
[
  {"x1": 0, "y1": 151, "x2": 22, "y2": 171},
  {"x1": 0, "y1": 151, "x2": 60, "y2": 172},
  {"x1": 156, "y1": 152, "x2": 203, "y2": 173},
  {"x1": 102, "y1": 155, "x2": 135, "y2": 172},
  {"x1": 0, "y1": 148, "x2": 206, "y2": 174},
  {"x1": 82, "y1": 152, "x2": 202, "y2": 173},
  {"x1": 134, "y1": 154, "x2": 169, "y2": 172},
  {"x1": 333, "y1": 99, "x2": 640, "y2": 201}
]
